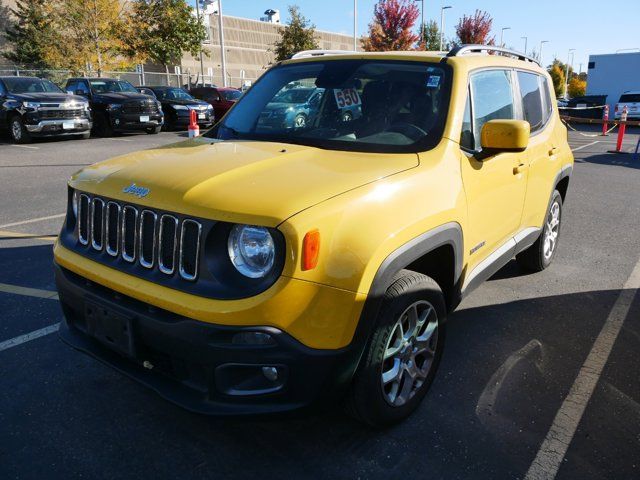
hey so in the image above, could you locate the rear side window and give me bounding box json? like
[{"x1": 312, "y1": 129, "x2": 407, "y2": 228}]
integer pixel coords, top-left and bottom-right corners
[
  {"x1": 469, "y1": 69, "x2": 516, "y2": 150},
  {"x1": 542, "y1": 77, "x2": 553, "y2": 117},
  {"x1": 517, "y1": 71, "x2": 544, "y2": 132},
  {"x1": 619, "y1": 94, "x2": 640, "y2": 103}
]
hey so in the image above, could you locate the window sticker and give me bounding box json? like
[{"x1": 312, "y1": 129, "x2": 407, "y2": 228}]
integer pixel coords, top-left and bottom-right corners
[
  {"x1": 334, "y1": 88, "x2": 361, "y2": 109},
  {"x1": 426, "y1": 76, "x2": 441, "y2": 88}
]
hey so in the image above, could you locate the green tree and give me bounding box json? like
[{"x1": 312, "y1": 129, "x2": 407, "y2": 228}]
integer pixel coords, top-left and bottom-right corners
[
  {"x1": 419, "y1": 19, "x2": 441, "y2": 51},
  {"x1": 129, "y1": 0, "x2": 207, "y2": 77},
  {"x1": 2, "y1": 0, "x2": 58, "y2": 68},
  {"x1": 273, "y1": 5, "x2": 319, "y2": 61}
]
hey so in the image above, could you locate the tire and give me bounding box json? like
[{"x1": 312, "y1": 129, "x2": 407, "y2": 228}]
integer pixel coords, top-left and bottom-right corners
[
  {"x1": 146, "y1": 126, "x2": 161, "y2": 134},
  {"x1": 516, "y1": 190, "x2": 563, "y2": 272},
  {"x1": 346, "y1": 270, "x2": 446, "y2": 427},
  {"x1": 9, "y1": 115, "x2": 32, "y2": 144},
  {"x1": 293, "y1": 114, "x2": 307, "y2": 129},
  {"x1": 94, "y1": 112, "x2": 114, "y2": 137}
]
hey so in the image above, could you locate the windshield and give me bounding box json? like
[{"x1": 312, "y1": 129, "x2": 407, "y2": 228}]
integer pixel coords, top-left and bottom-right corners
[
  {"x1": 3, "y1": 77, "x2": 63, "y2": 94},
  {"x1": 221, "y1": 89, "x2": 242, "y2": 101},
  {"x1": 90, "y1": 79, "x2": 138, "y2": 94},
  {"x1": 153, "y1": 87, "x2": 195, "y2": 101},
  {"x1": 206, "y1": 60, "x2": 451, "y2": 153},
  {"x1": 620, "y1": 94, "x2": 640, "y2": 103}
]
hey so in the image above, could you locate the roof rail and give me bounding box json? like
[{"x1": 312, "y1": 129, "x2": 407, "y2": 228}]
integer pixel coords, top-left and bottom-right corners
[
  {"x1": 447, "y1": 44, "x2": 541, "y2": 66},
  {"x1": 290, "y1": 49, "x2": 355, "y2": 59}
]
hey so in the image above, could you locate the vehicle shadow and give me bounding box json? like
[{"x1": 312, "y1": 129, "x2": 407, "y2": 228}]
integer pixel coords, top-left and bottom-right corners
[{"x1": 577, "y1": 152, "x2": 640, "y2": 170}]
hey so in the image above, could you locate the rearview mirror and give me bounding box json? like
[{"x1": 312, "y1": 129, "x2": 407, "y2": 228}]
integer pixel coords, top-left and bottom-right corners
[{"x1": 479, "y1": 120, "x2": 530, "y2": 158}]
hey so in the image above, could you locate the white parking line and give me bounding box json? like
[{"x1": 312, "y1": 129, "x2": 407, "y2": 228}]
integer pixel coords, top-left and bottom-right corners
[
  {"x1": 0, "y1": 282, "x2": 59, "y2": 300},
  {"x1": 525, "y1": 256, "x2": 640, "y2": 480},
  {"x1": 10, "y1": 144, "x2": 39, "y2": 150},
  {"x1": 571, "y1": 141, "x2": 599, "y2": 152},
  {"x1": 0, "y1": 213, "x2": 65, "y2": 229},
  {"x1": 0, "y1": 323, "x2": 60, "y2": 353}
]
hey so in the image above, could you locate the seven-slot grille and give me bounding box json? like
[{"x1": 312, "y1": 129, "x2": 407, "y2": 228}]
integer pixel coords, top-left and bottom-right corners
[
  {"x1": 77, "y1": 193, "x2": 201, "y2": 280},
  {"x1": 39, "y1": 109, "x2": 84, "y2": 119}
]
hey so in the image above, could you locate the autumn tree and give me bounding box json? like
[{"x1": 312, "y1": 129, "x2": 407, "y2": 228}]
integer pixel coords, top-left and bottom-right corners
[
  {"x1": 362, "y1": 0, "x2": 419, "y2": 52},
  {"x1": 272, "y1": 5, "x2": 319, "y2": 61},
  {"x1": 453, "y1": 10, "x2": 495, "y2": 46},
  {"x1": 2, "y1": 0, "x2": 59, "y2": 68},
  {"x1": 548, "y1": 62, "x2": 565, "y2": 98},
  {"x1": 46, "y1": 0, "x2": 133, "y2": 75},
  {"x1": 568, "y1": 77, "x2": 586, "y2": 98},
  {"x1": 419, "y1": 19, "x2": 441, "y2": 51}
]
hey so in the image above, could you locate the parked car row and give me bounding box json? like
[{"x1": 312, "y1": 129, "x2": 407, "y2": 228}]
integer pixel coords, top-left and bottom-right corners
[{"x1": 0, "y1": 75, "x2": 243, "y2": 144}]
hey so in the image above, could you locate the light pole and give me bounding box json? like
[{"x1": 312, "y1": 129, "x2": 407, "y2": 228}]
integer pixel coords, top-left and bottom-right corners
[
  {"x1": 564, "y1": 48, "x2": 575, "y2": 99},
  {"x1": 500, "y1": 27, "x2": 511, "y2": 48},
  {"x1": 353, "y1": 0, "x2": 357, "y2": 51},
  {"x1": 539, "y1": 40, "x2": 549, "y2": 64},
  {"x1": 521, "y1": 36, "x2": 528, "y2": 55},
  {"x1": 216, "y1": 0, "x2": 227, "y2": 87},
  {"x1": 413, "y1": 0, "x2": 425, "y2": 45},
  {"x1": 440, "y1": 6, "x2": 452, "y2": 52},
  {"x1": 195, "y1": 0, "x2": 204, "y2": 77}
]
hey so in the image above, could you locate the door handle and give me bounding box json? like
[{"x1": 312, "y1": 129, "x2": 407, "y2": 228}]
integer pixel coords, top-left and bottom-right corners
[
  {"x1": 513, "y1": 163, "x2": 528, "y2": 175},
  {"x1": 549, "y1": 147, "x2": 559, "y2": 156}
]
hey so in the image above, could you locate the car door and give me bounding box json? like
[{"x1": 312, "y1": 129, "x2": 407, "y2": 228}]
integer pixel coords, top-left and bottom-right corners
[
  {"x1": 459, "y1": 69, "x2": 529, "y2": 268},
  {"x1": 0, "y1": 80, "x2": 8, "y2": 128},
  {"x1": 520, "y1": 74, "x2": 561, "y2": 229}
]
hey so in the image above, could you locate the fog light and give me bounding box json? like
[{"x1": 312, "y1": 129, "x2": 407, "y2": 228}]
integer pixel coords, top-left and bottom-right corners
[
  {"x1": 232, "y1": 331, "x2": 275, "y2": 346},
  {"x1": 262, "y1": 366, "x2": 279, "y2": 381},
  {"x1": 115, "y1": 119, "x2": 120, "y2": 125}
]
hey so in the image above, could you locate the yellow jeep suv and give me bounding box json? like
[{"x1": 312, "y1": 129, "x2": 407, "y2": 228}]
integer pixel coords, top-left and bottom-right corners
[{"x1": 54, "y1": 45, "x2": 573, "y2": 426}]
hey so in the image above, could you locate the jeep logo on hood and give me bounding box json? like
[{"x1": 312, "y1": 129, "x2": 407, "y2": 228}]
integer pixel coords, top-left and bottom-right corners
[{"x1": 122, "y1": 183, "x2": 150, "y2": 198}]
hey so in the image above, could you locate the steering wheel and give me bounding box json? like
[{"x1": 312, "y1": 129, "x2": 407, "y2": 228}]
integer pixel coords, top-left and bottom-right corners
[{"x1": 387, "y1": 122, "x2": 428, "y2": 141}]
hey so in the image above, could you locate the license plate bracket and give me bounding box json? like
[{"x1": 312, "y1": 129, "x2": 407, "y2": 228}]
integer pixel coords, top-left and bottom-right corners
[
  {"x1": 140, "y1": 115, "x2": 150, "y2": 122},
  {"x1": 85, "y1": 300, "x2": 136, "y2": 357},
  {"x1": 62, "y1": 121, "x2": 75, "y2": 130},
  {"x1": 198, "y1": 113, "x2": 205, "y2": 119}
]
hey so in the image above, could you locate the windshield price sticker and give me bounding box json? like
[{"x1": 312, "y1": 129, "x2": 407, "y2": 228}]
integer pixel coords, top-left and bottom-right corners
[{"x1": 334, "y1": 88, "x2": 361, "y2": 109}]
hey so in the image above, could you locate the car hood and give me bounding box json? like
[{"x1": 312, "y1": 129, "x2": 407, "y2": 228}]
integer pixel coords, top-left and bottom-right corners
[
  {"x1": 10, "y1": 92, "x2": 86, "y2": 103},
  {"x1": 163, "y1": 99, "x2": 209, "y2": 107},
  {"x1": 264, "y1": 102, "x2": 298, "y2": 112},
  {"x1": 69, "y1": 139, "x2": 419, "y2": 226},
  {"x1": 92, "y1": 92, "x2": 152, "y2": 103}
]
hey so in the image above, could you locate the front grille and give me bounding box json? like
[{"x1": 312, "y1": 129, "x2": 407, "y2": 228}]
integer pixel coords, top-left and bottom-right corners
[
  {"x1": 40, "y1": 109, "x2": 84, "y2": 119},
  {"x1": 122, "y1": 101, "x2": 158, "y2": 114},
  {"x1": 76, "y1": 194, "x2": 202, "y2": 281}
]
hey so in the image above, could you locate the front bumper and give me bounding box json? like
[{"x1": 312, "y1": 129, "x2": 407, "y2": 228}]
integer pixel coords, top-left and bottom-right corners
[
  {"x1": 110, "y1": 112, "x2": 164, "y2": 131},
  {"x1": 25, "y1": 118, "x2": 92, "y2": 135},
  {"x1": 55, "y1": 262, "x2": 361, "y2": 415}
]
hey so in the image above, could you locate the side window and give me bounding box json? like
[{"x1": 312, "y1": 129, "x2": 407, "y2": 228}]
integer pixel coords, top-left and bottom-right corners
[
  {"x1": 517, "y1": 71, "x2": 544, "y2": 132},
  {"x1": 460, "y1": 89, "x2": 474, "y2": 150},
  {"x1": 542, "y1": 76, "x2": 553, "y2": 119},
  {"x1": 66, "y1": 81, "x2": 77, "y2": 93},
  {"x1": 470, "y1": 70, "x2": 515, "y2": 150},
  {"x1": 76, "y1": 81, "x2": 90, "y2": 95}
]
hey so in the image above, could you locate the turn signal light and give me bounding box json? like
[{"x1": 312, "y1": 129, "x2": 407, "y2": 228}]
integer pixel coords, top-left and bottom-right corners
[{"x1": 302, "y1": 229, "x2": 320, "y2": 271}]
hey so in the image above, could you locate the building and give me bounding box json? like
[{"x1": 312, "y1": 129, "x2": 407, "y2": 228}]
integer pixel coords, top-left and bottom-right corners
[
  {"x1": 586, "y1": 52, "x2": 640, "y2": 112},
  {"x1": 178, "y1": 12, "x2": 358, "y2": 87}
]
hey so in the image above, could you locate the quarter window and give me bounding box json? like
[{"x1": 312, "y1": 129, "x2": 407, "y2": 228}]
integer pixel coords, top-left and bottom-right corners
[
  {"x1": 517, "y1": 71, "x2": 544, "y2": 132},
  {"x1": 542, "y1": 77, "x2": 553, "y2": 119},
  {"x1": 469, "y1": 69, "x2": 516, "y2": 150}
]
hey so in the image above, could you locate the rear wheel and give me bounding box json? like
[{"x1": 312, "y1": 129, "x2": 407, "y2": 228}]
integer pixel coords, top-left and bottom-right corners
[
  {"x1": 516, "y1": 190, "x2": 563, "y2": 271},
  {"x1": 346, "y1": 270, "x2": 446, "y2": 427},
  {"x1": 9, "y1": 115, "x2": 31, "y2": 144}
]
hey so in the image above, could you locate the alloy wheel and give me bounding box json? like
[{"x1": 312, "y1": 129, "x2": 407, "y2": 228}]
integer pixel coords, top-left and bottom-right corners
[
  {"x1": 381, "y1": 300, "x2": 438, "y2": 407},
  {"x1": 11, "y1": 118, "x2": 22, "y2": 141},
  {"x1": 543, "y1": 200, "x2": 561, "y2": 260}
]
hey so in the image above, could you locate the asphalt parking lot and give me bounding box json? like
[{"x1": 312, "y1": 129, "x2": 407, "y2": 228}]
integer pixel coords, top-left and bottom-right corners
[{"x1": 1, "y1": 127, "x2": 639, "y2": 479}]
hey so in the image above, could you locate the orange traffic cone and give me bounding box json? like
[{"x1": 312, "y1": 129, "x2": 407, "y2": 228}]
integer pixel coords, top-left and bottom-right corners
[{"x1": 188, "y1": 109, "x2": 199, "y2": 138}]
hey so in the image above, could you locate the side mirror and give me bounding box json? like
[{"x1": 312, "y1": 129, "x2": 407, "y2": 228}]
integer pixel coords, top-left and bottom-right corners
[
  {"x1": 479, "y1": 120, "x2": 530, "y2": 158},
  {"x1": 75, "y1": 89, "x2": 87, "y2": 96}
]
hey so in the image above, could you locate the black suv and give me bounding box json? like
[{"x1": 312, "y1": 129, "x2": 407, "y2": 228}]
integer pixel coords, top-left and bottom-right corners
[
  {"x1": 65, "y1": 77, "x2": 163, "y2": 136},
  {"x1": 135, "y1": 86, "x2": 214, "y2": 130},
  {"x1": 0, "y1": 76, "x2": 92, "y2": 143}
]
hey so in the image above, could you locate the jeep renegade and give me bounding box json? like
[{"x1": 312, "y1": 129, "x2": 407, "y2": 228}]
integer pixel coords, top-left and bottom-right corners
[{"x1": 54, "y1": 45, "x2": 574, "y2": 426}]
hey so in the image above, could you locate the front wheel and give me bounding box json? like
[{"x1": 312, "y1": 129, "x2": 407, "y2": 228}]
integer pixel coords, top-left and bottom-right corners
[
  {"x1": 346, "y1": 270, "x2": 446, "y2": 427},
  {"x1": 516, "y1": 190, "x2": 563, "y2": 271},
  {"x1": 293, "y1": 114, "x2": 307, "y2": 129},
  {"x1": 9, "y1": 115, "x2": 32, "y2": 144}
]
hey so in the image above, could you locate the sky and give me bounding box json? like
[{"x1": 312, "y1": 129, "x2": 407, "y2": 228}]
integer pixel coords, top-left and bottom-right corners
[{"x1": 211, "y1": 0, "x2": 640, "y2": 71}]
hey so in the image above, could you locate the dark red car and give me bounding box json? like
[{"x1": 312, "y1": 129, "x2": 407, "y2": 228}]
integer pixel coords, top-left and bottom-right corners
[{"x1": 189, "y1": 86, "x2": 242, "y2": 120}]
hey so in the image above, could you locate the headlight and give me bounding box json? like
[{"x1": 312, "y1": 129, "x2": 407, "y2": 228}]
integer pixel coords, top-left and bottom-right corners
[
  {"x1": 82, "y1": 102, "x2": 90, "y2": 111},
  {"x1": 228, "y1": 225, "x2": 275, "y2": 278},
  {"x1": 107, "y1": 103, "x2": 121, "y2": 111},
  {"x1": 22, "y1": 101, "x2": 40, "y2": 110},
  {"x1": 173, "y1": 105, "x2": 188, "y2": 110}
]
